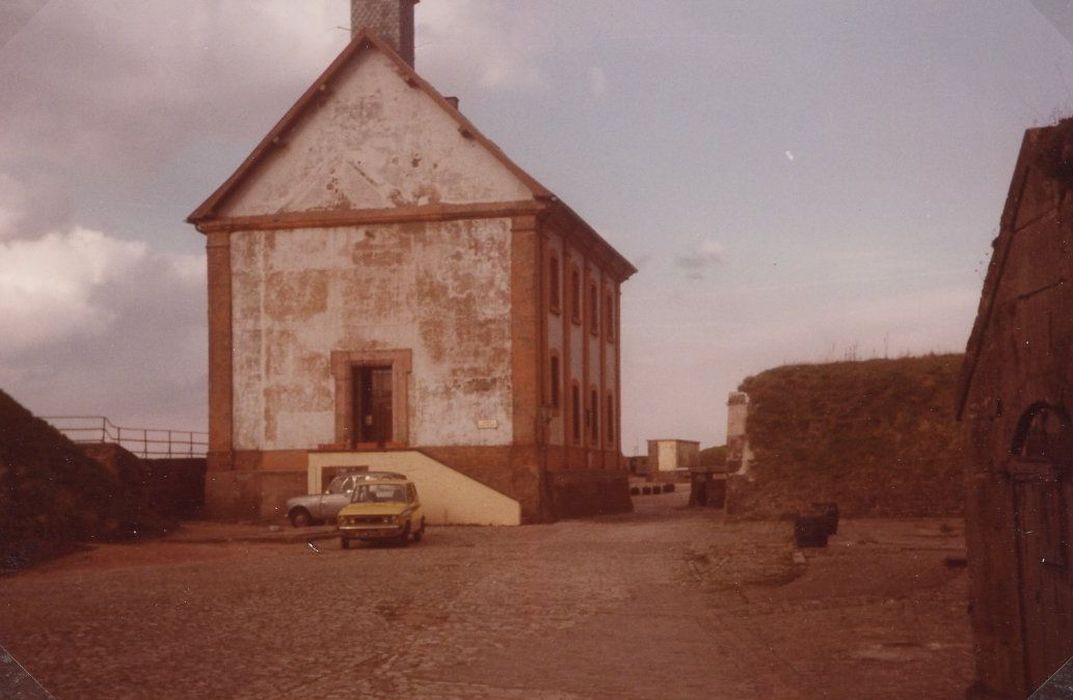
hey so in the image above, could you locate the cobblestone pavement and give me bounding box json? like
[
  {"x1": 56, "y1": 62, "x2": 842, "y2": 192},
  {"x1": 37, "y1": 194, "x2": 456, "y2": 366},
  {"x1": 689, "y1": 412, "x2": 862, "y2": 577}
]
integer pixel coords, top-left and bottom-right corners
[{"x1": 0, "y1": 492, "x2": 971, "y2": 699}]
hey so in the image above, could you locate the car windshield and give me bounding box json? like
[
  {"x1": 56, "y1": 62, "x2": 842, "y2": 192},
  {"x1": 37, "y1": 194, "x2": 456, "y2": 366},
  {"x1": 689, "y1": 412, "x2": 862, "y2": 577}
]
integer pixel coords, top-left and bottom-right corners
[
  {"x1": 351, "y1": 484, "x2": 408, "y2": 504},
  {"x1": 326, "y1": 476, "x2": 351, "y2": 495}
]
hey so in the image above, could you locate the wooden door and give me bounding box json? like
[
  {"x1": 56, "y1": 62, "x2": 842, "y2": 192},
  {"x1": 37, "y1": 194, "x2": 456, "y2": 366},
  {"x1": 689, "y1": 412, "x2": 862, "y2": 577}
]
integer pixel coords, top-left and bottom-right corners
[
  {"x1": 1009, "y1": 403, "x2": 1073, "y2": 691},
  {"x1": 354, "y1": 366, "x2": 393, "y2": 445}
]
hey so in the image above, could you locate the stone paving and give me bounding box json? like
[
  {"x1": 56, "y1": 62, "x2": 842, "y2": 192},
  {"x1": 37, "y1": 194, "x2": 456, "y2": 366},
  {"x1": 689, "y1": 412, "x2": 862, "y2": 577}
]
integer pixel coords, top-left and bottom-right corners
[{"x1": 0, "y1": 492, "x2": 971, "y2": 699}]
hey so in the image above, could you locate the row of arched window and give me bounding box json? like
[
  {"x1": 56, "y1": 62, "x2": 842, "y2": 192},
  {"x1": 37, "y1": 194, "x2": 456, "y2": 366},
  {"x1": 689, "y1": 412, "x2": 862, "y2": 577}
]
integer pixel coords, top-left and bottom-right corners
[
  {"x1": 548, "y1": 353, "x2": 616, "y2": 448},
  {"x1": 548, "y1": 251, "x2": 615, "y2": 342}
]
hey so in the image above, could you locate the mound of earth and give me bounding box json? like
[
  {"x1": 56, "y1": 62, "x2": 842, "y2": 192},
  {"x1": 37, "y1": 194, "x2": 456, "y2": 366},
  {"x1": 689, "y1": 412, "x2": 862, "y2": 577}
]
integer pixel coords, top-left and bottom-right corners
[
  {"x1": 0, "y1": 388, "x2": 168, "y2": 570},
  {"x1": 728, "y1": 354, "x2": 968, "y2": 519}
]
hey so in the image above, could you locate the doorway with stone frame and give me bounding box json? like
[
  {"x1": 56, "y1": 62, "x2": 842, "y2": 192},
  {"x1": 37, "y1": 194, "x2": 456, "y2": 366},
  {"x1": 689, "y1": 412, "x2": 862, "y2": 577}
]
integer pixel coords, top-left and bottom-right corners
[{"x1": 330, "y1": 349, "x2": 411, "y2": 450}]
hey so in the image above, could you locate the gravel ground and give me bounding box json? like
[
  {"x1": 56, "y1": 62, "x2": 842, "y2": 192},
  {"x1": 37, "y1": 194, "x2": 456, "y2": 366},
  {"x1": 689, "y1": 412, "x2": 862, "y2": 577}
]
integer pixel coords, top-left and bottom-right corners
[{"x1": 0, "y1": 492, "x2": 971, "y2": 699}]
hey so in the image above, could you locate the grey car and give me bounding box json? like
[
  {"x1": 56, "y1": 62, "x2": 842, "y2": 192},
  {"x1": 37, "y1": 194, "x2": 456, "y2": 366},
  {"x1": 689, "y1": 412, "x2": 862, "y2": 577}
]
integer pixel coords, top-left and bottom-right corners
[{"x1": 285, "y1": 472, "x2": 406, "y2": 527}]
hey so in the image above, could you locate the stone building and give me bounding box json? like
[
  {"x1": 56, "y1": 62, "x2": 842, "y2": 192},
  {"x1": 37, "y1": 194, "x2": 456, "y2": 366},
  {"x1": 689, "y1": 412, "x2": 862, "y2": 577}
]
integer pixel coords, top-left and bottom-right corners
[
  {"x1": 725, "y1": 391, "x2": 752, "y2": 474},
  {"x1": 186, "y1": 0, "x2": 636, "y2": 524},
  {"x1": 646, "y1": 439, "x2": 699, "y2": 476},
  {"x1": 958, "y1": 118, "x2": 1073, "y2": 697}
]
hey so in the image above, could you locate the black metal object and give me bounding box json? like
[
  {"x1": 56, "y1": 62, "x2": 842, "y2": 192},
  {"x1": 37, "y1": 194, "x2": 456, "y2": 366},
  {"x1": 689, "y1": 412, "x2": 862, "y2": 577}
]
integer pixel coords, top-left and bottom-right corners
[
  {"x1": 794, "y1": 515, "x2": 830, "y2": 548},
  {"x1": 811, "y1": 502, "x2": 840, "y2": 535},
  {"x1": 40, "y1": 415, "x2": 207, "y2": 459},
  {"x1": 689, "y1": 471, "x2": 725, "y2": 508}
]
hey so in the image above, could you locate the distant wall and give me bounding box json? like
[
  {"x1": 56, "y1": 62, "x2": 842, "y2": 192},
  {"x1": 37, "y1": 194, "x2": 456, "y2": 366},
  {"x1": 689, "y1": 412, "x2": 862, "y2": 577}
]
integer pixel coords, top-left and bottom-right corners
[
  {"x1": 144, "y1": 458, "x2": 206, "y2": 519},
  {"x1": 79, "y1": 445, "x2": 205, "y2": 520},
  {"x1": 547, "y1": 470, "x2": 632, "y2": 519},
  {"x1": 204, "y1": 469, "x2": 306, "y2": 521}
]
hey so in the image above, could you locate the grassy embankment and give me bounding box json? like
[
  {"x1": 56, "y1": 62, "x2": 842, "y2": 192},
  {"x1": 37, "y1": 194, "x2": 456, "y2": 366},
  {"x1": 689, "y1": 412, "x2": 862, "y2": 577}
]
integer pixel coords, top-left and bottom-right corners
[
  {"x1": 728, "y1": 354, "x2": 968, "y2": 519},
  {"x1": 0, "y1": 389, "x2": 167, "y2": 570}
]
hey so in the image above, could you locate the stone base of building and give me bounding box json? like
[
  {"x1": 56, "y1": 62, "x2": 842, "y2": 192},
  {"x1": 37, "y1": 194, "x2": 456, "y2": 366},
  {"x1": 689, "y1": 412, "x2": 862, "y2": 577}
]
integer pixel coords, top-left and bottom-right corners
[
  {"x1": 201, "y1": 458, "x2": 632, "y2": 524},
  {"x1": 547, "y1": 470, "x2": 632, "y2": 519},
  {"x1": 203, "y1": 469, "x2": 306, "y2": 521}
]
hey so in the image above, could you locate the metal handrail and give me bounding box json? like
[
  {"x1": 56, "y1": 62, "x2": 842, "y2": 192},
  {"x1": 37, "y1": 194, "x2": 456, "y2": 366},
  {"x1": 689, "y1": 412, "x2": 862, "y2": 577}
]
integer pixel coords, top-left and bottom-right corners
[{"x1": 41, "y1": 416, "x2": 208, "y2": 459}]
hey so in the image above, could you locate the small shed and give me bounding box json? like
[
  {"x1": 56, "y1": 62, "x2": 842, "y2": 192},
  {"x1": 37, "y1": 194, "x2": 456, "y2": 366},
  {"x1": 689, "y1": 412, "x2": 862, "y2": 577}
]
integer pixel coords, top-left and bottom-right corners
[{"x1": 646, "y1": 439, "x2": 700, "y2": 476}]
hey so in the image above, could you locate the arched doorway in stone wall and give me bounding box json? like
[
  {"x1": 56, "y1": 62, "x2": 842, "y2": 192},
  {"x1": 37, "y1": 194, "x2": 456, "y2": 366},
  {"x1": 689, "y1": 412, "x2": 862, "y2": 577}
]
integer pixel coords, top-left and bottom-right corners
[{"x1": 1007, "y1": 401, "x2": 1073, "y2": 690}]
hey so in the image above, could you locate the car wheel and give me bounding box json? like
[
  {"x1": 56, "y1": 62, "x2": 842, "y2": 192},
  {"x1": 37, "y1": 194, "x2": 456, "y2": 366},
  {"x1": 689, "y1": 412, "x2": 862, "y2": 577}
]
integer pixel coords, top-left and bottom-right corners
[
  {"x1": 289, "y1": 508, "x2": 313, "y2": 528},
  {"x1": 396, "y1": 523, "x2": 411, "y2": 547},
  {"x1": 412, "y1": 519, "x2": 425, "y2": 543},
  {"x1": 341, "y1": 538, "x2": 350, "y2": 550}
]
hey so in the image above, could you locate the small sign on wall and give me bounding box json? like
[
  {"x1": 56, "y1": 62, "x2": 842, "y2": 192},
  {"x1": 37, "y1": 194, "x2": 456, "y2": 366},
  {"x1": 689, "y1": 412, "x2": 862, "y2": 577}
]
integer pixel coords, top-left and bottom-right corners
[{"x1": 477, "y1": 419, "x2": 499, "y2": 430}]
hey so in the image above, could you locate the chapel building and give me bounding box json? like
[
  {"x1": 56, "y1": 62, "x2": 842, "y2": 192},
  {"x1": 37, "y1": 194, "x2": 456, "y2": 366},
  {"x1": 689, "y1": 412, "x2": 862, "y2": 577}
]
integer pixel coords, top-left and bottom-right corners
[{"x1": 187, "y1": 0, "x2": 636, "y2": 524}]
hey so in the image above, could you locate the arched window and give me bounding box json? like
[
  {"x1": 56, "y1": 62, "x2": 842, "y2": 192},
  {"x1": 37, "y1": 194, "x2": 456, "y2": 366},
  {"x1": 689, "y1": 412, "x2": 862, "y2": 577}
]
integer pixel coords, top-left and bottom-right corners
[
  {"x1": 606, "y1": 392, "x2": 615, "y2": 446},
  {"x1": 590, "y1": 387, "x2": 600, "y2": 443},
  {"x1": 1011, "y1": 402, "x2": 1073, "y2": 462},
  {"x1": 589, "y1": 282, "x2": 599, "y2": 335},
  {"x1": 549, "y1": 353, "x2": 561, "y2": 412},
  {"x1": 570, "y1": 266, "x2": 582, "y2": 325},
  {"x1": 1009, "y1": 401, "x2": 1072, "y2": 572},
  {"x1": 571, "y1": 382, "x2": 581, "y2": 444},
  {"x1": 604, "y1": 290, "x2": 615, "y2": 342},
  {"x1": 548, "y1": 253, "x2": 561, "y2": 313}
]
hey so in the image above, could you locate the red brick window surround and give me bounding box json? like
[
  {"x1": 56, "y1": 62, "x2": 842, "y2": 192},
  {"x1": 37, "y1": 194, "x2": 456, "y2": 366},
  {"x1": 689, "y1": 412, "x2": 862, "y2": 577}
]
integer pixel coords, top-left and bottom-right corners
[
  {"x1": 549, "y1": 352, "x2": 561, "y2": 414},
  {"x1": 570, "y1": 265, "x2": 581, "y2": 325},
  {"x1": 588, "y1": 281, "x2": 599, "y2": 336},
  {"x1": 548, "y1": 252, "x2": 561, "y2": 314}
]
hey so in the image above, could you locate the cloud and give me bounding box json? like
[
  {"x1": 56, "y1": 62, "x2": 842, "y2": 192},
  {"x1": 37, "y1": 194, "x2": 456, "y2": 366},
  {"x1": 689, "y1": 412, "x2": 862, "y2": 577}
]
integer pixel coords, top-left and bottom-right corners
[
  {"x1": 675, "y1": 239, "x2": 726, "y2": 270},
  {"x1": 0, "y1": 2, "x2": 346, "y2": 198},
  {"x1": 0, "y1": 225, "x2": 207, "y2": 426},
  {"x1": 417, "y1": 0, "x2": 548, "y2": 91},
  {"x1": 0, "y1": 228, "x2": 147, "y2": 349}
]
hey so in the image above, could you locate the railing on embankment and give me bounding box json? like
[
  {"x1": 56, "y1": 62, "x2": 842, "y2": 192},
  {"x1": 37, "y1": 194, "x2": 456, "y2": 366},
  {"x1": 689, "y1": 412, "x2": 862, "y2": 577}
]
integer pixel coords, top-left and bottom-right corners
[{"x1": 42, "y1": 416, "x2": 208, "y2": 459}]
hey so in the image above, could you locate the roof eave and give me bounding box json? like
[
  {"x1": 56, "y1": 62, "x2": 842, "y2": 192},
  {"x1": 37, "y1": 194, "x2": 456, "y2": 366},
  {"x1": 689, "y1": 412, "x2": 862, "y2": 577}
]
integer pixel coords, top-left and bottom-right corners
[{"x1": 955, "y1": 127, "x2": 1039, "y2": 419}]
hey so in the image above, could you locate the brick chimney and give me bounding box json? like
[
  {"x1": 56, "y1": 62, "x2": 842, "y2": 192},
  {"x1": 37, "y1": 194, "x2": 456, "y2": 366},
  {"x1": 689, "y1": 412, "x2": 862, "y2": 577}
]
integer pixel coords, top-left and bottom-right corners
[{"x1": 351, "y1": 0, "x2": 418, "y2": 67}]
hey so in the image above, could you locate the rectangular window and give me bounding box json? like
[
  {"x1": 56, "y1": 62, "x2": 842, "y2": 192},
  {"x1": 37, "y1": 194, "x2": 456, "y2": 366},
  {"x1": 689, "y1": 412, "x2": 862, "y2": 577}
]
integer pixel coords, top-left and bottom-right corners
[
  {"x1": 550, "y1": 354, "x2": 561, "y2": 411},
  {"x1": 570, "y1": 266, "x2": 581, "y2": 325},
  {"x1": 607, "y1": 392, "x2": 615, "y2": 445},
  {"x1": 605, "y1": 291, "x2": 614, "y2": 342},
  {"x1": 589, "y1": 282, "x2": 599, "y2": 335},
  {"x1": 590, "y1": 388, "x2": 599, "y2": 443},
  {"x1": 571, "y1": 383, "x2": 581, "y2": 444},
  {"x1": 549, "y1": 254, "x2": 561, "y2": 313}
]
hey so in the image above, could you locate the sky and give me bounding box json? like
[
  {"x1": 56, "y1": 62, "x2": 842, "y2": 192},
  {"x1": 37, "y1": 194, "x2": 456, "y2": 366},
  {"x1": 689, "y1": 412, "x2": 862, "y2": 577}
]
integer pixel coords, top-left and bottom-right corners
[{"x1": 1, "y1": 1, "x2": 1073, "y2": 454}]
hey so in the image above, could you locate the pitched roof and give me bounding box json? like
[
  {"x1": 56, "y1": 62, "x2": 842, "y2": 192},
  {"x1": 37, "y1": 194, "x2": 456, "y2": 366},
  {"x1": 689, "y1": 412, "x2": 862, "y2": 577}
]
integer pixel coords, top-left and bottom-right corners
[
  {"x1": 955, "y1": 127, "x2": 1038, "y2": 418},
  {"x1": 187, "y1": 30, "x2": 636, "y2": 280},
  {"x1": 188, "y1": 29, "x2": 554, "y2": 223}
]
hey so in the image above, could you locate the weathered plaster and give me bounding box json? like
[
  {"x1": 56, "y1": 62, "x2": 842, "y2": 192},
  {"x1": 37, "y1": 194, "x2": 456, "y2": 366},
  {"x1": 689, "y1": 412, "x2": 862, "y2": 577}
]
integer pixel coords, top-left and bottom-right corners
[
  {"x1": 220, "y1": 49, "x2": 532, "y2": 217},
  {"x1": 231, "y1": 218, "x2": 514, "y2": 451}
]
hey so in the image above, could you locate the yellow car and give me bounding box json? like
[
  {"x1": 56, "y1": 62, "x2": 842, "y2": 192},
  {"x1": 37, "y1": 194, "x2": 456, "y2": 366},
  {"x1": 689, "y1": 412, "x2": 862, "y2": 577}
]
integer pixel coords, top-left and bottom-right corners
[{"x1": 337, "y1": 479, "x2": 425, "y2": 549}]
